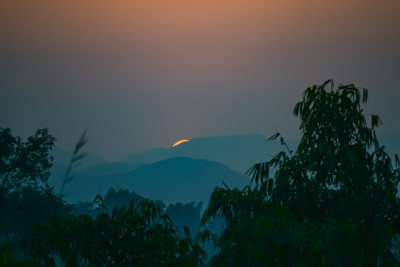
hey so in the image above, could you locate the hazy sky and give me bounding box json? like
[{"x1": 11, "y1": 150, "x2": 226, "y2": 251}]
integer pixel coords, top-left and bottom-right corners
[{"x1": 1, "y1": 0, "x2": 399, "y2": 161}]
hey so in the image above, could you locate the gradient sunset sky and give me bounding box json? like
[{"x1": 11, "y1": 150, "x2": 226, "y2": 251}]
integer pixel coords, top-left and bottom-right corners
[{"x1": 1, "y1": 0, "x2": 399, "y2": 160}]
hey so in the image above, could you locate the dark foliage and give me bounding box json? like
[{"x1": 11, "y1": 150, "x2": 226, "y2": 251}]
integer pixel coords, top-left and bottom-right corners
[
  {"x1": 0, "y1": 127, "x2": 66, "y2": 264},
  {"x1": 0, "y1": 186, "x2": 65, "y2": 244},
  {"x1": 0, "y1": 127, "x2": 56, "y2": 191},
  {"x1": 3, "y1": 80, "x2": 400, "y2": 266},
  {"x1": 201, "y1": 80, "x2": 400, "y2": 266},
  {"x1": 71, "y1": 188, "x2": 145, "y2": 216},
  {"x1": 31, "y1": 199, "x2": 206, "y2": 266}
]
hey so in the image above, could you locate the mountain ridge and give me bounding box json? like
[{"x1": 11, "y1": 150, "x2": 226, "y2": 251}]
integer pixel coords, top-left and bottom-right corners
[{"x1": 50, "y1": 156, "x2": 248, "y2": 205}]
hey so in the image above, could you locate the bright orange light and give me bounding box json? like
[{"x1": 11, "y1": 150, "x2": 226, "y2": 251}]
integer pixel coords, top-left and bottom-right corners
[{"x1": 172, "y1": 139, "x2": 189, "y2": 147}]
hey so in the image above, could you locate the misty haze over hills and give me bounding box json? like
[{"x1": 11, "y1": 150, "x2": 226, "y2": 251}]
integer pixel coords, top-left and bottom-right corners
[
  {"x1": 50, "y1": 157, "x2": 247, "y2": 205},
  {"x1": 123, "y1": 134, "x2": 298, "y2": 173},
  {"x1": 50, "y1": 133, "x2": 400, "y2": 205}
]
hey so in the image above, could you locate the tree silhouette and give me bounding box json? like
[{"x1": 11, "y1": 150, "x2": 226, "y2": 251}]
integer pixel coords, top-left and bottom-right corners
[
  {"x1": 31, "y1": 199, "x2": 206, "y2": 266},
  {"x1": 0, "y1": 128, "x2": 56, "y2": 192},
  {"x1": 202, "y1": 80, "x2": 400, "y2": 266},
  {"x1": 0, "y1": 127, "x2": 65, "y2": 264}
]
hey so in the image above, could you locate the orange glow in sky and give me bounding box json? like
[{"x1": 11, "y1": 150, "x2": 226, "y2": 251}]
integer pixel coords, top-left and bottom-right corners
[
  {"x1": 1, "y1": 0, "x2": 399, "y2": 160},
  {"x1": 172, "y1": 139, "x2": 190, "y2": 147}
]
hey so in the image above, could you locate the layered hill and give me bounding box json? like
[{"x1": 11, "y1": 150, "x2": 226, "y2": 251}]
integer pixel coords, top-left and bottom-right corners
[
  {"x1": 124, "y1": 134, "x2": 297, "y2": 173},
  {"x1": 50, "y1": 157, "x2": 248, "y2": 204}
]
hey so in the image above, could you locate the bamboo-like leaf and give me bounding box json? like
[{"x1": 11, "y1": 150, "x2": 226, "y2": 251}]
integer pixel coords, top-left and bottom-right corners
[
  {"x1": 395, "y1": 154, "x2": 400, "y2": 168},
  {"x1": 73, "y1": 129, "x2": 88, "y2": 152},
  {"x1": 59, "y1": 129, "x2": 88, "y2": 195},
  {"x1": 293, "y1": 101, "x2": 303, "y2": 116},
  {"x1": 371, "y1": 114, "x2": 382, "y2": 129},
  {"x1": 322, "y1": 79, "x2": 333, "y2": 90},
  {"x1": 222, "y1": 181, "x2": 231, "y2": 190},
  {"x1": 268, "y1": 132, "x2": 280, "y2": 141},
  {"x1": 362, "y1": 88, "x2": 368, "y2": 104}
]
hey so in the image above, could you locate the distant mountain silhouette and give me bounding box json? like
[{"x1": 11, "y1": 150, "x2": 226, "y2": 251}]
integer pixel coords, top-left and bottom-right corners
[
  {"x1": 50, "y1": 157, "x2": 248, "y2": 205},
  {"x1": 79, "y1": 162, "x2": 143, "y2": 176},
  {"x1": 124, "y1": 147, "x2": 170, "y2": 165},
  {"x1": 123, "y1": 133, "x2": 400, "y2": 173},
  {"x1": 49, "y1": 133, "x2": 399, "y2": 205},
  {"x1": 124, "y1": 135, "x2": 298, "y2": 173}
]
